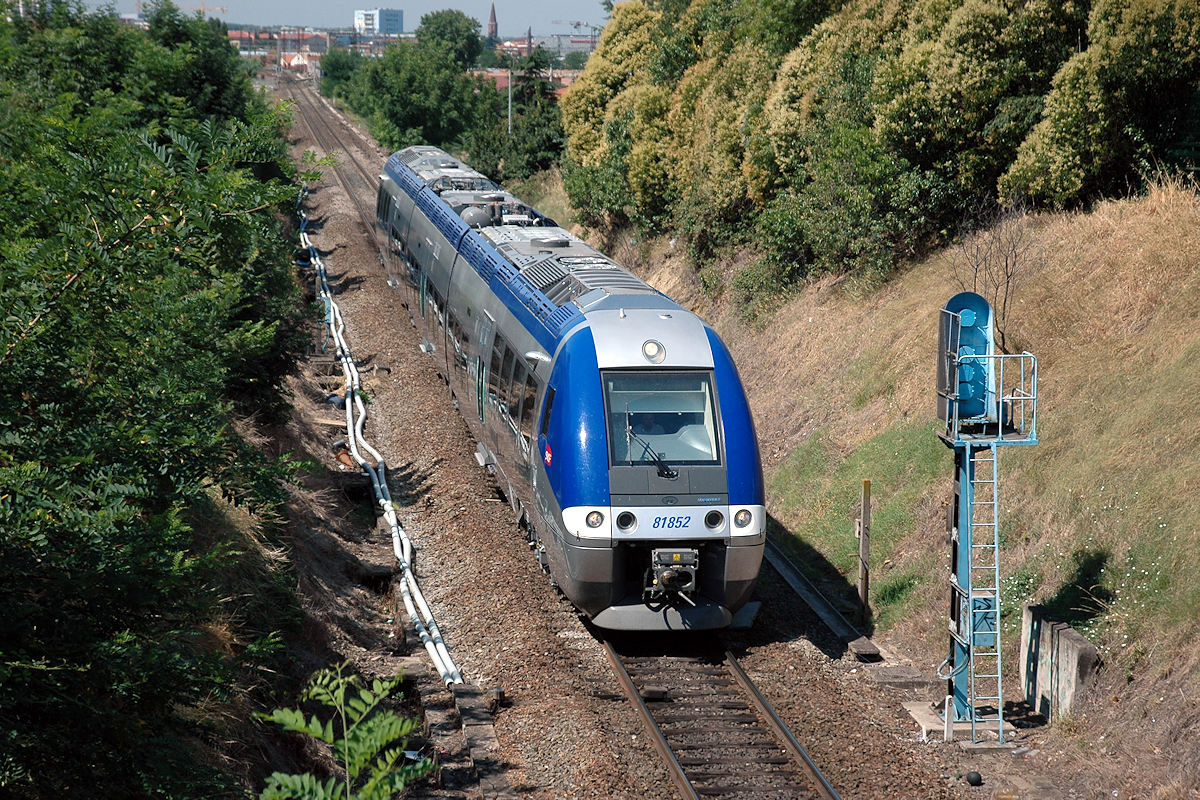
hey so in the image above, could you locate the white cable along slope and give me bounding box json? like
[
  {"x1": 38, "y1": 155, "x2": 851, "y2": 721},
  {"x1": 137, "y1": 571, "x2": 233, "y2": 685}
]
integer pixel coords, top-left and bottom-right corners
[{"x1": 298, "y1": 195, "x2": 463, "y2": 686}]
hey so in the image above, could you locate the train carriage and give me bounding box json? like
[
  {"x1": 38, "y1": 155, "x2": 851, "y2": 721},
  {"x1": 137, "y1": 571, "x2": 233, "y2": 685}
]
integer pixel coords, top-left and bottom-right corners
[{"x1": 377, "y1": 146, "x2": 764, "y2": 630}]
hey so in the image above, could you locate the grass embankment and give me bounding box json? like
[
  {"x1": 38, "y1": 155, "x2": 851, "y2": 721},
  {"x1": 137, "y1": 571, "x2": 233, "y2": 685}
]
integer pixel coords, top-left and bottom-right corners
[
  {"x1": 670, "y1": 179, "x2": 1200, "y2": 672},
  {"x1": 708, "y1": 178, "x2": 1200, "y2": 794},
  {"x1": 526, "y1": 168, "x2": 1200, "y2": 789}
]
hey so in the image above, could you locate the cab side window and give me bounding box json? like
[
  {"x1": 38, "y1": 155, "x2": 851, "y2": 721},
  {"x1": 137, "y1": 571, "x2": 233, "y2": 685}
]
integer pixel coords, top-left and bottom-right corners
[{"x1": 540, "y1": 386, "x2": 555, "y2": 438}]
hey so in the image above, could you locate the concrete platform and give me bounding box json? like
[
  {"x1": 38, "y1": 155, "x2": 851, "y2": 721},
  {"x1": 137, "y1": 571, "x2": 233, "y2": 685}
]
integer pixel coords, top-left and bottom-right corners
[{"x1": 903, "y1": 700, "x2": 1017, "y2": 747}]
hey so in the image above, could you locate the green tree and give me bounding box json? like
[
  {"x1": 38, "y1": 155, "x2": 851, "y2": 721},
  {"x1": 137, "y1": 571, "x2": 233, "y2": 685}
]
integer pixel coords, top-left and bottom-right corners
[
  {"x1": 462, "y1": 48, "x2": 565, "y2": 182},
  {"x1": 0, "y1": 4, "x2": 304, "y2": 796},
  {"x1": 1000, "y1": 0, "x2": 1200, "y2": 206},
  {"x1": 562, "y1": 49, "x2": 589, "y2": 69},
  {"x1": 322, "y1": 48, "x2": 364, "y2": 97},
  {"x1": 342, "y1": 39, "x2": 501, "y2": 150},
  {"x1": 416, "y1": 9, "x2": 483, "y2": 68}
]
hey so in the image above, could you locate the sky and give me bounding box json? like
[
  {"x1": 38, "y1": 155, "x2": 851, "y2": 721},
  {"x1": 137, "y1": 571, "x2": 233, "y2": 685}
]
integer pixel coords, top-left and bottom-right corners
[{"x1": 89, "y1": 1, "x2": 610, "y2": 37}]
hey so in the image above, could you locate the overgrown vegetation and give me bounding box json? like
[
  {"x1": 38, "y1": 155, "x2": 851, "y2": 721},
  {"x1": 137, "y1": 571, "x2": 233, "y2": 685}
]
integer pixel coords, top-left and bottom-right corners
[
  {"x1": 0, "y1": 2, "x2": 306, "y2": 795},
  {"x1": 561, "y1": 0, "x2": 1200, "y2": 308}
]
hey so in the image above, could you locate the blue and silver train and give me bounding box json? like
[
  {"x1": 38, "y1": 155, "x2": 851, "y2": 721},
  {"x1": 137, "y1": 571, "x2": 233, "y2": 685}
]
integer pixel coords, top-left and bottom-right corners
[{"x1": 376, "y1": 146, "x2": 764, "y2": 630}]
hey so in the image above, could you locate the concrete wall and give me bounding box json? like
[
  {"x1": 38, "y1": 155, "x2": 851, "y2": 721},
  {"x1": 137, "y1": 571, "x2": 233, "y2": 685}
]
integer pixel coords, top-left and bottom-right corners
[{"x1": 1020, "y1": 603, "x2": 1101, "y2": 721}]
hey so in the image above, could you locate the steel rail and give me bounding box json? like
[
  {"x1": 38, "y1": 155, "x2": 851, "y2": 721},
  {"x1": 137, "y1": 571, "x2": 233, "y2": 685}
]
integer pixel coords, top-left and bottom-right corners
[
  {"x1": 282, "y1": 79, "x2": 379, "y2": 251},
  {"x1": 724, "y1": 651, "x2": 843, "y2": 800},
  {"x1": 290, "y1": 79, "x2": 379, "y2": 188},
  {"x1": 601, "y1": 639, "x2": 700, "y2": 800}
]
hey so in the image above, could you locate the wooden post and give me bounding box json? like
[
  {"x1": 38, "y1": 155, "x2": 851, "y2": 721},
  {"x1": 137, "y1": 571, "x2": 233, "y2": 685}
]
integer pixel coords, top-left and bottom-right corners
[{"x1": 857, "y1": 479, "x2": 871, "y2": 620}]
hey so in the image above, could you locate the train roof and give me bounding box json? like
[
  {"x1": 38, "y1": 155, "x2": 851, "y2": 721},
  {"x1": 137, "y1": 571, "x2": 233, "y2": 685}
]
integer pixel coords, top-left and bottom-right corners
[{"x1": 384, "y1": 147, "x2": 684, "y2": 351}]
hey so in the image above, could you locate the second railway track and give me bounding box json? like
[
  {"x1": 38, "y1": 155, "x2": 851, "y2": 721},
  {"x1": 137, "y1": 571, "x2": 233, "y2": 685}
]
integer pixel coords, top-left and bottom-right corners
[
  {"x1": 280, "y1": 78, "x2": 381, "y2": 244},
  {"x1": 603, "y1": 636, "x2": 842, "y2": 800}
]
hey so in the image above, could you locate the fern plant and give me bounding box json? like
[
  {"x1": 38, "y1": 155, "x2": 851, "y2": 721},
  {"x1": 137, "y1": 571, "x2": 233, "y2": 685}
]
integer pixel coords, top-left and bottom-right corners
[{"x1": 259, "y1": 663, "x2": 433, "y2": 800}]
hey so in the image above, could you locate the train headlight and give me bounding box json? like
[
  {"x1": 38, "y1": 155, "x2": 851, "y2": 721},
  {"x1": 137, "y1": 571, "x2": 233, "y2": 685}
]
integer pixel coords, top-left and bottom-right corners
[
  {"x1": 616, "y1": 511, "x2": 637, "y2": 531},
  {"x1": 586, "y1": 511, "x2": 605, "y2": 528},
  {"x1": 705, "y1": 510, "x2": 724, "y2": 529},
  {"x1": 642, "y1": 339, "x2": 666, "y2": 364},
  {"x1": 734, "y1": 508, "x2": 753, "y2": 528}
]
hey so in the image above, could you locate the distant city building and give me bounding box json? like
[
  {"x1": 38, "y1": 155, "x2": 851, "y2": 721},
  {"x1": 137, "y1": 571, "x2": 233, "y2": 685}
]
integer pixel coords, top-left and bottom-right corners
[
  {"x1": 354, "y1": 8, "x2": 403, "y2": 35},
  {"x1": 487, "y1": 2, "x2": 498, "y2": 41}
]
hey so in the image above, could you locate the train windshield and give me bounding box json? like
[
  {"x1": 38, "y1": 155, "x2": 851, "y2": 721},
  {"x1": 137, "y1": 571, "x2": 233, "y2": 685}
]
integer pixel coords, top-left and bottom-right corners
[{"x1": 603, "y1": 370, "x2": 720, "y2": 467}]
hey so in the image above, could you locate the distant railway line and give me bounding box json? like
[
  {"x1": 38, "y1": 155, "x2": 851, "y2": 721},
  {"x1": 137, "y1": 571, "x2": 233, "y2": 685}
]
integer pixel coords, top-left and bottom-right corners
[{"x1": 279, "y1": 76, "x2": 379, "y2": 247}]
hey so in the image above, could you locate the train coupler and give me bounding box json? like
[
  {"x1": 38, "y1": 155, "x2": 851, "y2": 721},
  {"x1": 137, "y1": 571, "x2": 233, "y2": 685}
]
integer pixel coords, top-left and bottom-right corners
[{"x1": 643, "y1": 548, "x2": 698, "y2": 604}]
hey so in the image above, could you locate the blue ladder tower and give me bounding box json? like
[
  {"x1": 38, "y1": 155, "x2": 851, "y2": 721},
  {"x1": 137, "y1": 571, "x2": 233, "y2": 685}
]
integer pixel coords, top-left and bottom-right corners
[{"x1": 936, "y1": 292, "x2": 1038, "y2": 742}]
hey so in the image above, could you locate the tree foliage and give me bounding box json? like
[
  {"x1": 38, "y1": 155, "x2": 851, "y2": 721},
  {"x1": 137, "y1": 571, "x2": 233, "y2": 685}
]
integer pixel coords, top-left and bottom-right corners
[
  {"x1": 0, "y1": 3, "x2": 305, "y2": 796},
  {"x1": 327, "y1": 27, "x2": 568, "y2": 185},
  {"x1": 561, "y1": 0, "x2": 1200, "y2": 304},
  {"x1": 464, "y1": 48, "x2": 566, "y2": 183},
  {"x1": 320, "y1": 48, "x2": 364, "y2": 97},
  {"x1": 416, "y1": 9, "x2": 483, "y2": 69},
  {"x1": 338, "y1": 39, "x2": 500, "y2": 151},
  {"x1": 999, "y1": 0, "x2": 1200, "y2": 206}
]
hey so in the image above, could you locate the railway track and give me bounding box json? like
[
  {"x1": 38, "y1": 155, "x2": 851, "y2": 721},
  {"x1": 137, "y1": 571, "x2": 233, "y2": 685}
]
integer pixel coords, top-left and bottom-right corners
[
  {"x1": 603, "y1": 636, "x2": 842, "y2": 800},
  {"x1": 279, "y1": 77, "x2": 380, "y2": 247}
]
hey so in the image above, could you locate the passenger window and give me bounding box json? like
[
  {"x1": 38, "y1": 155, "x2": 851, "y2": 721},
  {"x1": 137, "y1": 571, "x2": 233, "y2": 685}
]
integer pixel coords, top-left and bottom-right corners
[
  {"x1": 499, "y1": 348, "x2": 516, "y2": 415},
  {"x1": 376, "y1": 187, "x2": 390, "y2": 220},
  {"x1": 488, "y1": 338, "x2": 505, "y2": 405},
  {"x1": 509, "y1": 364, "x2": 527, "y2": 419}
]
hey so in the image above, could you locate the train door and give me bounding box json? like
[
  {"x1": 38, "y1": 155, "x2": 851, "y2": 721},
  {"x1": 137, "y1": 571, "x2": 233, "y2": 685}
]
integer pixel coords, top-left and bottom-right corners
[{"x1": 475, "y1": 313, "x2": 495, "y2": 424}]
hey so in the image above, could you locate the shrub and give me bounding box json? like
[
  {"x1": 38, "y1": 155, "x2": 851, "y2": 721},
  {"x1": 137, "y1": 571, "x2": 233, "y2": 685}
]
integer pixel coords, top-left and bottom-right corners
[{"x1": 1000, "y1": 0, "x2": 1200, "y2": 206}]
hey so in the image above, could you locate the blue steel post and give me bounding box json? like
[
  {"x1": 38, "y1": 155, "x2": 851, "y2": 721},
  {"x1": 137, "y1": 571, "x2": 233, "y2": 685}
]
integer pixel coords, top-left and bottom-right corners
[{"x1": 949, "y1": 445, "x2": 974, "y2": 719}]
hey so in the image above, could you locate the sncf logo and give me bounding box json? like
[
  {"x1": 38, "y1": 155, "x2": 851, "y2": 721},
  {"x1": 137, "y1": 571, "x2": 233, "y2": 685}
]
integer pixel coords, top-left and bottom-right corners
[{"x1": 543, "y1": 445, "x2": 552, "y2": 466}]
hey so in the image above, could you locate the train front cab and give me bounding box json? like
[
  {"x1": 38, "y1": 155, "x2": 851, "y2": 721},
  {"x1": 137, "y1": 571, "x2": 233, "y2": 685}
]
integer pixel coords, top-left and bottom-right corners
[{"x1": 536, "y1": 318, "x2": 765, "y2": 631}]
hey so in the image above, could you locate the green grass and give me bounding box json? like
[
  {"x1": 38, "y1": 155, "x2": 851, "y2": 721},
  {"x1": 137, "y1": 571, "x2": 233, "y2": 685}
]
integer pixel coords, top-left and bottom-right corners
[
  {"x1": 871, "y1": 570, "x2": 925, "y2": 628},
  {"x1": 769, "y1": 421, "x2": 948, "y2": 625}
]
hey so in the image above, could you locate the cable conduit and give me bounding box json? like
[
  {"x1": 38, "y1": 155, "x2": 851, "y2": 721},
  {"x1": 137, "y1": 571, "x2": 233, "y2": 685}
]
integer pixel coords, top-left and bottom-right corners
[{"x1": 297, "y1": 192, "x2": 463, "y2": 685}]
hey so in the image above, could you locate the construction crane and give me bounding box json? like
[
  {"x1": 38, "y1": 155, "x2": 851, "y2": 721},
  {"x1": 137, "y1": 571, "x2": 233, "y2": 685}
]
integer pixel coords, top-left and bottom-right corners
[{"x1": 181, "y1": 3, "x2": 227, "y2": 15}]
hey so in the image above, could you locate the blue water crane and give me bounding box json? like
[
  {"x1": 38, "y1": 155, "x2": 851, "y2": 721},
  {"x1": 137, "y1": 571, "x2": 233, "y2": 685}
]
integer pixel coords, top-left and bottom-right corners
[{"x1": 935, "y1": 292, "x2": 1038, "y2": 742}]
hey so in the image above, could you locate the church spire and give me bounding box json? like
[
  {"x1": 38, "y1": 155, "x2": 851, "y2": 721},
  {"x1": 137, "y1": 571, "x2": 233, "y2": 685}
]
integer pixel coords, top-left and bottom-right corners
[{"x1": 487, "y1": 2, "x2": 498, "y2": 40}]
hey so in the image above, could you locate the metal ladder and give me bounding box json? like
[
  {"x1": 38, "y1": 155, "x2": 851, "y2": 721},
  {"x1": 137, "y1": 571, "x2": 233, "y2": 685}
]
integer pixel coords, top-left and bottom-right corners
[{"x1": 967, "y1": 443, "x2": 1003, "y2": 741}]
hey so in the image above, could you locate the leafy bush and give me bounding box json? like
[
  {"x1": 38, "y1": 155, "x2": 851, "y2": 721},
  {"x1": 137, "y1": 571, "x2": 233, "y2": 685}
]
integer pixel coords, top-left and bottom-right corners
[
  {"x1": 1000, "y1": 0, "x2": 1200, "y2": 206},
  {"x1": 259, "y1": 664, "x2": 433, "y2": 800}
]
